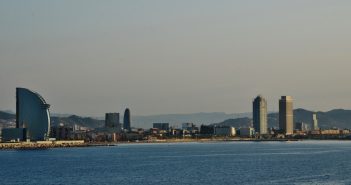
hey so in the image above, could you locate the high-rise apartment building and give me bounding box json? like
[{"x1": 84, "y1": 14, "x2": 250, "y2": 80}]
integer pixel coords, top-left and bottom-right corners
[
  {"x1": 105, "y1": 113, "x2": 120, "y2": 128},
  {"x1": 253, "y1": 95, "x2": 268, "y2": 134},
  {"x1": 279, "y1": 96, "x2": 294, "y2": 135},
  {"x1": 312, "y1": 113, "x2": 319, "y2": 130}
]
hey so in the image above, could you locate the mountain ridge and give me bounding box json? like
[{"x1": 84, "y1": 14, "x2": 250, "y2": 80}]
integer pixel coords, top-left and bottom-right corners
[
  {"x1": 1, "y1": 109, "x2": 351, "y2": 129},
  {"x1": 216, "y1": 109, "x2": 351, "y2": 129}
]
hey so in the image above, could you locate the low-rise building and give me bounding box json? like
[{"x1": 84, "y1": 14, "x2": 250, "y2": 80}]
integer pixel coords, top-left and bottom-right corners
[
  {"x1": 182, "y1": 123, "x2": 194, "y2": 130},
  {"x1": 182, "y1": 123, "x2": 199, "y2": 135},
  {"x1": 170, "y1": 129, "x2": 183, "y2": 136},
  {"x1": 200, "y1": 125, "x2": 214, "y2": 135},
  {"x1": 295, "y1": 122, "x2": 308, "y2": 131},
  {"x1": 150, "y1": 128, "x2": 159, "y2": 135},
  {"x1": 1, "y1": 128, "x2": 26, "y2": 142},
  {"x1": 153, "y1": 123, "x2": 169, "y2": 131},
  {"x1": 239, "y1": 127, "x2": 255, "y2": 137},
  {"x1": 310, "y1": 130, "x2": 321, "y2": 135},
  {"x1": 341, "y1": 130, "x2": 350, "y2": 135},
  {"x1": 321, "y1": 129, "x2": 340, "y2": 135},
  {"x1": 50, "y1": 124, "x2": 73, "y2": 140},
  {"x1": 214, "y1": 126, "x2": 236, "y2": 136}
]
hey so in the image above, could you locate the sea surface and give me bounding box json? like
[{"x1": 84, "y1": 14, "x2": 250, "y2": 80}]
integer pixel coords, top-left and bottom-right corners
[{"x1": 1, "y1": 141, "x2": 351, "y2": 185}]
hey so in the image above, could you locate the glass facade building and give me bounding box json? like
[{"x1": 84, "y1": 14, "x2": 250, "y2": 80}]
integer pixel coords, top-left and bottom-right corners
[
  {"x1": 16, "y1": 88, "x2": 51, "y2": 141},
  {"x1": 253, "y1": 95, "x2": 268, "y2": 135},
  {"x1": 279, "y1": 96, "x2": 294, "y2": 135},
  {"x1": 153, "y1": 123, "x2": 169, "y2": 131},
  {"x1": 123, "y1": 108, "x2": 131, "y2": 131},
  {"x1": 105, "y1": 113, "x2": 120, "y2": 128}
]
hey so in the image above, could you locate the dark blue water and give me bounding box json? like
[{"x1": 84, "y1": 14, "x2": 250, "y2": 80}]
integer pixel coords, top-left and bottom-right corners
[{"x1": 1, "y1": 141, "x2": 351, "y2": 185}]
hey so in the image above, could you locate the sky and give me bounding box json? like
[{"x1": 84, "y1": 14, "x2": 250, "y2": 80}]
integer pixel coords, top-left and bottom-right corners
[{"x1": 1, "y1": 0, "x2": 351, "y2": 116}]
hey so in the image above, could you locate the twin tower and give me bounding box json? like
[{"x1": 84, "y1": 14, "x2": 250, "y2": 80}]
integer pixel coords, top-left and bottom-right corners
[{"x1": 253, "y1": 95, "x2": 293, "y2": 135}]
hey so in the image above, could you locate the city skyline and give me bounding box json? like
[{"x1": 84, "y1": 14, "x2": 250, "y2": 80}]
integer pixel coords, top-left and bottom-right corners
[
  {"x1": 1, "y1": 1, "x2": 351, "y2": 116},
  {"x1": 1, "y1": 1, "x2": 351, "y2": 185},
  {"x1": 0, "y1": 84, "x2": 343, "y2": 117}
]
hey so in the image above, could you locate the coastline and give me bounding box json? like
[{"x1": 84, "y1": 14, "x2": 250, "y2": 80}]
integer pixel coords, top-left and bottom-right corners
[
  {"x1": 0, "y1": 140, "x2": 87, "y2": 150},
  {"x1": 2, "y1": 138, "x2": 351, "y2": 150}
]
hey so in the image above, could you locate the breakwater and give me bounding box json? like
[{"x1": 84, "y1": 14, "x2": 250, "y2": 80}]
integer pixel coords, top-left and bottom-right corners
[{"x1": 0, "y1": 140, "x2": 86, "y2": 150}]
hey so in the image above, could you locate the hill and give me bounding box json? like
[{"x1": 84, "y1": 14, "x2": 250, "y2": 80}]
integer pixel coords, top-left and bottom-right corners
[
  {"x1": 0, "y1": 111, "x2": 250, "y2": 129},
  {"x1": 0, "y1": 111, "x2": 15, "y2": 120},
  {"x1": 0, "y1": 111, "x2": 104, "y2": 129},
  {"x1": 213, "y1": 117, "x2": 252, "y2": 128},
  {"x1": 51, "y1": 115, "x2": 104, "y2": 128},
  {"x1": 132, "y1": 112, "x2": 251, "y2": 128},
  {"x1": 2, "y1": 109, "x2": 351, "y2": 129},
  {"x1": 216, "y1": 109, "x2": 351, "y2": 129}
]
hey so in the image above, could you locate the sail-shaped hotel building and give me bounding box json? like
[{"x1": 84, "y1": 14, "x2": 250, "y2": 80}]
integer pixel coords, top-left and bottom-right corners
[{"x1": 16, "y1": 88, "x2": 51, "y2": 140}]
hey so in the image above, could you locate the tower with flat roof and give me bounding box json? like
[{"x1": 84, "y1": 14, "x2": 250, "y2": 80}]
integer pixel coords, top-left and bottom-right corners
[
  {"x1": 279, "y1": 96, "x2": 294, "y2": 135},
  {"x1": 312, "y1": 113, "x2": 319, "y2": 130},
  {"x1": 105, "y1": 113, "x2": 119, "y2": 128},
  {"x1": 253, "y1": 95, "x2": 268, "y2": 135}
]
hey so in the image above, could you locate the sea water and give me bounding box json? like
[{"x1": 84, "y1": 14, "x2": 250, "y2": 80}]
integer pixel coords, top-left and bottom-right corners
[{"x1": 0, "y1": 141, "x2": 350, "y2": 185}]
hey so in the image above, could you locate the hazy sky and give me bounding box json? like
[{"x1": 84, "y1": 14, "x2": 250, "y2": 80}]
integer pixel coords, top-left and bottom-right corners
[{"x1": 1, "y1": 0, "x2": 351, "y2": 116}]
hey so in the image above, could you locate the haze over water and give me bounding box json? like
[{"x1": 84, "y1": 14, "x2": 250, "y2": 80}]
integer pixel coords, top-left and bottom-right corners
[{"x1": 1, "y1": 141, "x2": 350, "y2": 185}]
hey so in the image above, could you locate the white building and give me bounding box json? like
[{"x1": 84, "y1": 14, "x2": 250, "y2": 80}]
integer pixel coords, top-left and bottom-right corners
[{"x1": 312, "y1": 113, "x2": 319, "y2": 130}]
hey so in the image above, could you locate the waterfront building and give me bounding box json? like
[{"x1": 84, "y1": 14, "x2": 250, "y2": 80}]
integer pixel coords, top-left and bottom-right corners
[
  {"x1": 153, "y1": 123, "x2": 170, "y2": 131},
  {"x1": 150, "y1": 128, "x2": 160, "y2": 135},
  {"x1": 182, "y1": 123, "x2": 194, "y2": 130},
  {"x1": 253, "y1": 95, "x2": 268, "y2": 135},
  {"x1": 1, "y1": 128, "x2": 26, "y2": 142},
  {"x1": 105, "y1": 113, "x2": 120, "y2": 128},
  {"x1": 50, "y1": 124, "x2": 73, "y2": 140},
  {"x1": 295, "y1": 122, "x2": 308, "y2": 131},
  {"x1": 123, "y1": 108, "x2": 131, "y2": 132},
  {"x1": 200, "y1": 125, "x2": 214, "y2": 135},
  {"x1": 310, "y1": 130, "x2": 321, "y2": 135},
  {"x1": 341, "y1": 130, "x2": 350, "y2": 135},
  {"x1": 182, "y1": 123, "x2": 199, "y2": 135},
  {"x1": 16, "y1": 88, "x2": 51, "y2": 141},
  {"x1": 279, "y1": 96, "x2": 294, "y2": 135},
  {"x1": 170, "y1": 129, "x2": 183, "y2": 136},
  {"x1": 131, "y1": 128, "x2": 145, "y2": 135},
  {"x1": 239, "y1": 127, "x2": 255, "y2": 137},
  {"x1": 312, "y1": 113, "x2": 319, "y2": 130},
  {"x1": 321, "y1": 129, "x2": 340, "y2": 135},
  {"x1": 214, "y1": 126, "x2": 236, "y2": 136}
]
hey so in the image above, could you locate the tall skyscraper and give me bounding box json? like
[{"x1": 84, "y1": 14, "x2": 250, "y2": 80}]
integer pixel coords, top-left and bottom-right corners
[
  {"x1": 105, "y1": 113, "x2": 119, "y2": 128},
  {"x1": 16, "y1": 87, "x2": 51, "y2": 141},
  {"x1": 279, "y1": 96, "x2": 294, "y2": 135},
  {"x1": 252, "y1": 95, "x2": 268, "y2": 134},
  {"x1": 312, "y1": 113, "x2": 319, "y2": 130},
  {"x1": 123, "y1": 108, "x2": 131, "y2": 131}
]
